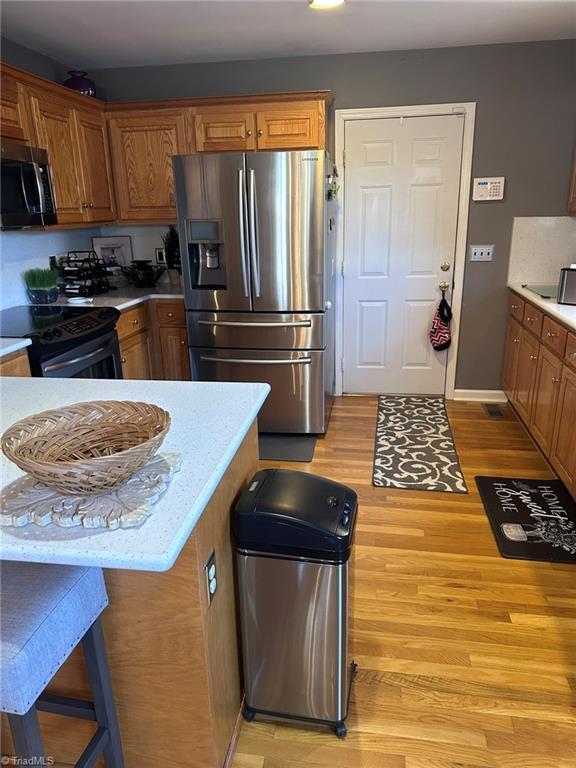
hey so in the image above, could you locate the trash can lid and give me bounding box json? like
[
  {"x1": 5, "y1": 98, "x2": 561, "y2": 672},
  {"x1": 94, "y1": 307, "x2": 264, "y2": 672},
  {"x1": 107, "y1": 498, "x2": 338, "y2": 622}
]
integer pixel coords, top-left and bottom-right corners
[{"x1": 233, "y1": 469, "x2": 358, "y2": 563}]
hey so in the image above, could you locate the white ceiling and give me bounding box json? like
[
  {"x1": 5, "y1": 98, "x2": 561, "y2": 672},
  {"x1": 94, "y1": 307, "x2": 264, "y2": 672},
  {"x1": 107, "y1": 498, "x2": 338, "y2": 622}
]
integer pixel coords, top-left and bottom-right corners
[{"x1": 1, "y1": 0, "x2": 575, "y2": 69}]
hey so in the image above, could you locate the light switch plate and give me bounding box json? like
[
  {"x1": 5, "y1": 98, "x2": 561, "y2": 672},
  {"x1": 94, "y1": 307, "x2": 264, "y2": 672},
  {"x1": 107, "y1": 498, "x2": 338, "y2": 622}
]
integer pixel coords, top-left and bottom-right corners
[
  {"x1": 204, "y1": 549, "x2": 217, "y2": 605},
  {"x1": 470, "y1": 245, "x2": 494, "y2": 262}
]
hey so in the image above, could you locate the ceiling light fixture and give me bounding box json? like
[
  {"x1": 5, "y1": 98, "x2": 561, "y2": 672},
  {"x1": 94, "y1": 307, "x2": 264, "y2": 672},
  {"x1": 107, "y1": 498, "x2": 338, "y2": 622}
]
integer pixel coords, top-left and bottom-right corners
[{"x1": 309, "y1": 0, "x2": 345, "y2": 10}]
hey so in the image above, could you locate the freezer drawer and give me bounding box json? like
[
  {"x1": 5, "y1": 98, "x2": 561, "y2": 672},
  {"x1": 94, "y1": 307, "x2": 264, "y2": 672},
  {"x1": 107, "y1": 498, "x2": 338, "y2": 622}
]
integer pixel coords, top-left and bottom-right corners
[
  {"x1": 191, "y1": 348, "x2": 326, "y2": 433},
  {"x1": 187, "y1": 311, "x2": 324, "y2": 350},
  {"x1": 237, "y1": 554, "x2": 349, "y2": 722}
]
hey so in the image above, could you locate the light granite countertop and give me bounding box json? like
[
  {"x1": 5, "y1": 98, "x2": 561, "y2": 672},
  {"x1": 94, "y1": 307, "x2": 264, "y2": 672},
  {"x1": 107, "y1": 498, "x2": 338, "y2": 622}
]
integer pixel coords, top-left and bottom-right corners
[
  {"x1": 0, "y1": 338, "x2": 32, "y2": 359},
  {"x1": 508, "y1": 283, "x2": 576, "y2": 332},
  {"x1": 55, "y1": 285, "x2": 185, "y2": 312},
  {"x1": 0, "y1": 377, "x2": 269, "y2": 571}
]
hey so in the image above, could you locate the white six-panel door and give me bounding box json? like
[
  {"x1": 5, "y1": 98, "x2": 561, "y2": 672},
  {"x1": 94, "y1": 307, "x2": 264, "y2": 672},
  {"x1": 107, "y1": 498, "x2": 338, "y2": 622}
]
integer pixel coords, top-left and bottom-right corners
[{"x1": 342, "y1": 115, "x2": 464, "y2": 395}]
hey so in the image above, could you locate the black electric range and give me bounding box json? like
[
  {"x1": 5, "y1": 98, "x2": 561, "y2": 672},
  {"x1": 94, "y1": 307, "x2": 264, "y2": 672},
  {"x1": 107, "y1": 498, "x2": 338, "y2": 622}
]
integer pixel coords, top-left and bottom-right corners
[{"x1": 0, "y1": 305, "x2": 123, "y2": 378}]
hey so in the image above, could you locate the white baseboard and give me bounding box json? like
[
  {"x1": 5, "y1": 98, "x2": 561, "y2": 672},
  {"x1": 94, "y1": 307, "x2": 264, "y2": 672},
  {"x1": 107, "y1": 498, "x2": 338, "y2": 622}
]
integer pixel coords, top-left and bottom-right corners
[{"x1": 452, "y1": 389, "x2": 508, "y2": 403}]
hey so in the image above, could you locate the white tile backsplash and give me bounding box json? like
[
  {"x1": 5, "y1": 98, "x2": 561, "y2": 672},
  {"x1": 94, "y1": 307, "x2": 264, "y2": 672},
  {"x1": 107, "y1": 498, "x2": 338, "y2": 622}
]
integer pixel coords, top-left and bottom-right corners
[
  {"x1": 0, "y1": 224, "x2": 173, "y2": 311},
  {"x1": 507, "y1": 216, "x2": 576, "y2": 284}
]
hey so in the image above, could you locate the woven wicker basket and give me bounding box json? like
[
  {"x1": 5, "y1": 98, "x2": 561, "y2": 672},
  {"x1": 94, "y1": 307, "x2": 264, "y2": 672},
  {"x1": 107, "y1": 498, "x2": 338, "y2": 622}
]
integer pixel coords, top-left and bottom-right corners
[{"x1": 1, "y1": 400, "x2": 171, "y2": 496}]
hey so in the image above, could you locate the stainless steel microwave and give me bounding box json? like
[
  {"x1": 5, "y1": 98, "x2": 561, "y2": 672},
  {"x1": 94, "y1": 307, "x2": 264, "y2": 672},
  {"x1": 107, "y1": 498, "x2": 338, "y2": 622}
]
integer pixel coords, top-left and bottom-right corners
[{"x1": 1, "y1": 140, "x2": 57, "y2": 229}]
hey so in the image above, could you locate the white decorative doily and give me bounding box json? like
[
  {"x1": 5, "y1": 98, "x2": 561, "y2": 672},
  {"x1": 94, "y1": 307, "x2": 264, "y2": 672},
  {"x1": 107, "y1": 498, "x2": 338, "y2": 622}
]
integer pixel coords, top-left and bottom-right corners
[{"x1": 0, "y1": 452, "x2": 181, "y2": 529}]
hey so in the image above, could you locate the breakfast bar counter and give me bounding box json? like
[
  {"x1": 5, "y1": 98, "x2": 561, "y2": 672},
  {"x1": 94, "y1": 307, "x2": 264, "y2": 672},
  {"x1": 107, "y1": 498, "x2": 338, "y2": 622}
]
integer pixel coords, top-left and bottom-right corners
[{"x1": 0, "y1": 377, "x2": 269, "y2": 768}]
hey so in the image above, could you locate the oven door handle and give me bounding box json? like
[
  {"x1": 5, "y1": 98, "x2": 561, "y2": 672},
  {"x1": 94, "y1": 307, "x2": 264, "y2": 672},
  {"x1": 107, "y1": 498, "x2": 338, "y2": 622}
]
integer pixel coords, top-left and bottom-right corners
[{"x1": 43, "y1": 344, "x2": 110, "y2": 373}]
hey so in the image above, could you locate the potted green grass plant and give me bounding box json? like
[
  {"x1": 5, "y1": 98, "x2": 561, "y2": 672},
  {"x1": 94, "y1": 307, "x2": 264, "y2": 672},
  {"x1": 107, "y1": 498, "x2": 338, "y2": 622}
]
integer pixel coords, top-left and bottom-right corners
[{"x1": 22, "y1": 268, "x2": 59, "y2": 304}]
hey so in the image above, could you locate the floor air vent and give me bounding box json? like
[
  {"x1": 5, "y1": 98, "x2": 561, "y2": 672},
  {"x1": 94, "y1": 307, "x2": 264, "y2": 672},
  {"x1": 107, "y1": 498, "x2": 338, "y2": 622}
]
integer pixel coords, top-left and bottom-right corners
[{"x1": 483, "y1": 403, "x2": 506, "y2": 418}]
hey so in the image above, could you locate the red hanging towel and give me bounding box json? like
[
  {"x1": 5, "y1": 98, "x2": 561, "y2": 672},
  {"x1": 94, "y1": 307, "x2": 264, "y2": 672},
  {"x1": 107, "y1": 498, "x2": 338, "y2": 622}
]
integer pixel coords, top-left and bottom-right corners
[{"x1": 429, "y1": 292, "x2": 452, "y2": 351}]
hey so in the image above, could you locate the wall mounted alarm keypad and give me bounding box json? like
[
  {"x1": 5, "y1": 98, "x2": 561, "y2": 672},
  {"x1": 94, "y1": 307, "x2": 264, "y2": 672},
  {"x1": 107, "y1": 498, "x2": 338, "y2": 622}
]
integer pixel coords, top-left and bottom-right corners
[{"x1": 472, "y1": 177, "x2": 505, "y2": 201}]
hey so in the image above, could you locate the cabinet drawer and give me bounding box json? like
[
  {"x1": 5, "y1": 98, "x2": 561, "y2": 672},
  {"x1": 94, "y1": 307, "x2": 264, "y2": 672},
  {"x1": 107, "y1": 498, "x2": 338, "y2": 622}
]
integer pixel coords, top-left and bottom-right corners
[
  {"x1": 541, "y1": 316, "x2": 567, "y2": 356},
  {"x1": 117, "y1": 304, "x2": 149, "y2": 339},
  {"x1": 508, "y1": 293, "x2": 525, "y2": 321},
  {"x1": 523, "y1": 304, "x2": 543, "y2": 337},
  {"x1": 155, "y1": 300, "x2": 185, "y2": 326},
  {"x1": 566, "y1": 332, "x2": 576, "y2": 370}
]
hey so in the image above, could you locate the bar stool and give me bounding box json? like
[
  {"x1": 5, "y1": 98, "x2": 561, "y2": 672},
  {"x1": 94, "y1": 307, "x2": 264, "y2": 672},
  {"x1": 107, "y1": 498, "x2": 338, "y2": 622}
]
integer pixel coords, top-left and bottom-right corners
[{"x1": 0, "y1": 561, "x2": 124, "y2": 767}]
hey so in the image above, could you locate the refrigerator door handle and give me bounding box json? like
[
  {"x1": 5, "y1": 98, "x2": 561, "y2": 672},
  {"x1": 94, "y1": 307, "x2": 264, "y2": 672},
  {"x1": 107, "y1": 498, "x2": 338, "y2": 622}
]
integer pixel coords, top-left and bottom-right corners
[
  {"x1": 248, "y1": 168, "x2": 261, "y2": 297},
  {"x1": 197, "y1": 319, "x2": 312, "y2": 328},
  {"x1": 238, "y1": 168, "x2": 250, "y2": 298},
  {"x1": 199, "y1": 355, "x2": 312, "y2": 365}
]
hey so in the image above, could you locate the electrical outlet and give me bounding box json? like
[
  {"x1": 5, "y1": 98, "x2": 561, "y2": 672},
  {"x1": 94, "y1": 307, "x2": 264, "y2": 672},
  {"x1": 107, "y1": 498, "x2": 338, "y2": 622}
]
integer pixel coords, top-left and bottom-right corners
[
  {"x1": 204, "y1": 550, "x2": 217, "y2": 605},
  {"x1": 470, "y1": 245, "x2": 494, "y2": 262}
]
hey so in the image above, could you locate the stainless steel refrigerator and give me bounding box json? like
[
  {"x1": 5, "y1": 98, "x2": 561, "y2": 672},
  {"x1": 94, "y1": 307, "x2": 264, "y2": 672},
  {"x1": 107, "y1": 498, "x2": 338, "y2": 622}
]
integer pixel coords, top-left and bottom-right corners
[{"x1": 173, "y1": 150, "x2": 337, "y2": 434}]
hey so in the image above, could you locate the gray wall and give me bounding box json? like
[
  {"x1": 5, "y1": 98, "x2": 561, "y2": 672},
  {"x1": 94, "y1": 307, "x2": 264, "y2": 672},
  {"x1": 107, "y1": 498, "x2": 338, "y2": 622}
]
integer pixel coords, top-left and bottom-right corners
[
  {"x1": 1, "y1": 36, "x2": 68, "y2": 81},
  {"x1": 3, "y1": 37, "x2": 575, "y2": 389}
]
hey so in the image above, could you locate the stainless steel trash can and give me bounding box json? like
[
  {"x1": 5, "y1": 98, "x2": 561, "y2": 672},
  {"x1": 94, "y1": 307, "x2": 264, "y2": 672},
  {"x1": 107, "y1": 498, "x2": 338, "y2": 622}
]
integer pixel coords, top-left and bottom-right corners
[{"x1": 234, "y1": 469, "x2": 358, "y2": 738}]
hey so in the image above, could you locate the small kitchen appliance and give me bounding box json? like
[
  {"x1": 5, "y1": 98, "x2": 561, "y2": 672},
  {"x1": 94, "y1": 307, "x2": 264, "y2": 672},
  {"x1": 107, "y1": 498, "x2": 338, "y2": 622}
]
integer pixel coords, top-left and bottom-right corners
[
  {"x1": 234, "y1": 469, "x2": 358, "y2": 738},
  {"x1": 558, "y1": 266, "x2": 576, "y2": 306},
  {"x1": 1, "y1": 140, "x2": 57, "y2": 229}
]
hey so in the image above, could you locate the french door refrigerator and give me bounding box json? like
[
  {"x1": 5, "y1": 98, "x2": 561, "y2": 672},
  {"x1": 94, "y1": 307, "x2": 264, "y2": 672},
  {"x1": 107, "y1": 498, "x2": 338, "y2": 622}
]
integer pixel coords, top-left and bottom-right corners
[{"x1": 173, "y1": 150, "x2": 337, "y2": 434}]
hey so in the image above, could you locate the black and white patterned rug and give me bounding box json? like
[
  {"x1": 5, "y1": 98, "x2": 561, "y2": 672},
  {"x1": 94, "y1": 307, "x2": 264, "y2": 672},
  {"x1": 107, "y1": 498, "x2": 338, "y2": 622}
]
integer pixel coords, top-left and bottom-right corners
[{"x1": 373, "y1": 395, "x2": 468, "y2": 493}]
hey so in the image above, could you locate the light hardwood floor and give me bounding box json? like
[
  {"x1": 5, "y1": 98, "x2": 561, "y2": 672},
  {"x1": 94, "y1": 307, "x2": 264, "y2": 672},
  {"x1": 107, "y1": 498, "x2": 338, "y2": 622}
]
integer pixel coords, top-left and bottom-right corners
[{"x1": 232, "y1": 396, "x2": 576, "y2": 768}]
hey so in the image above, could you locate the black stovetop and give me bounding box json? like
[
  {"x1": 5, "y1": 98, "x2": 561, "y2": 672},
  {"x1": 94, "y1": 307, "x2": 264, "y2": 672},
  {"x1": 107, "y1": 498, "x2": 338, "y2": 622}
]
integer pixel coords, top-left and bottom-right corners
[{"x1": 0, "y1": 305, "x2": 120, "y2": 347}]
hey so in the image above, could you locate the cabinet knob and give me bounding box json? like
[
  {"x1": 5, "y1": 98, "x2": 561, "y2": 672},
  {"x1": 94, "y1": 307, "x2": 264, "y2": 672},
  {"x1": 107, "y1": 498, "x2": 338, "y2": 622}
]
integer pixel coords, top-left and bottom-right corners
[
  {"x1": 552, "y1": 377, "x2": 560, "y2": 384},
  {"x1": 246, "y1": 129, "x2": 252, "y2": 137},
  {"x1": 513, "y1": 338, "x2": 520, "y2": 343},
  {"x1": 572, "y1": 352, "x2": 576, "y2": 360},
  {"x1": 258, "y1": 129, "x2": 263, "y2": 137},
  {"x1": 167, "y1": 312, "x2": 174, "y2": 318},
  {"x1": 132, "y1": 319, "x2": 139, "y2": 326},
  {"x1": 530, "y1": 355, "x2": 537, "y2": 361},
  {"x1": 546, "y1": 331, "x2": 556, "y2": 338},
  {"x1": 121, "y1": 356, "x2": 126, "y2": 364},
  {"x1": 526, "y1": 316, "x2": 534, "y2": 322},
  {"x1": 180, "y1": 339, "x2": 186, "y2": 346},
  {"x1": 511, "y1": 304, "x2": 520, "y2": 310}
]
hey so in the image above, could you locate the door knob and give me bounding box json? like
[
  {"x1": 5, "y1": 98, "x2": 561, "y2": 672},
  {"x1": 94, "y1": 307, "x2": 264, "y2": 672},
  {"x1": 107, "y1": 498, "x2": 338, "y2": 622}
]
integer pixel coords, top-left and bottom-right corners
[
  {"x1": 440, "y1": 262, "x2": 451, "y2": 272},
  {"x1": 439, "y1": 281, "x2": 450, "y2": 292}
]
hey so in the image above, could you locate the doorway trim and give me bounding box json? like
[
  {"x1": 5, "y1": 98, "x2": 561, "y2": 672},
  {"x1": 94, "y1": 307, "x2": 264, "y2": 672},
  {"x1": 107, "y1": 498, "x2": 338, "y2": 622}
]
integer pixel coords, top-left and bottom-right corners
[{"x1": 334, "y1": 102, "x2": 476, "y2": 398}]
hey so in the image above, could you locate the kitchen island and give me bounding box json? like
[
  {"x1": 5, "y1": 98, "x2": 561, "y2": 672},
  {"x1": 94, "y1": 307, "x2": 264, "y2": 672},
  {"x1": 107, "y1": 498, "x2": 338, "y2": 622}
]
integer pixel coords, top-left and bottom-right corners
[{"x1": 0, "y1": 377, "x2": 269, "y2": 768}]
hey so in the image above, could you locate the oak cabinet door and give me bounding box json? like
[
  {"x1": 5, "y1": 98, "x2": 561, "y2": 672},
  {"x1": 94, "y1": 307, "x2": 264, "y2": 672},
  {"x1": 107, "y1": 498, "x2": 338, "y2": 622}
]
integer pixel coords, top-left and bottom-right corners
[
  {"x1": 529, "y1": 344, "x2": 563, "y2": 454},
  {"x1": 108, "y1": 110, "x2": 189, "y2": 221},
  {"x1": 255, "y1": 103, "x2": 321, "y2": 150},
  {"x1": 0, "y1": 350, "x2": 31, "y2": 377},
  {"x1": 74, "y1": 108, "x2": 115, "y2": 222},
  {"x1": 502, "y1": 317, "x2": 522, "y2": 398},
  {"x1": 550, "y1": 366, "x2": 576, "y2": 496},
  {"x1": 120, "y1": 330, "x2": 152, "y2": 380},
  {"x1": 159, "y1": 325, "x2": 190, "y2": 380},
  {"x1": 512, "y1": 328, "x2": 539, "y2": 423},
  {"x1": 0, "y1": 70, "x2": 32, "y2": 142},
  {"x1": 28, "y1": 90, "x2": 85, "y2": 223},
  {"x1": 194, "y1": 110, "x2": 256, "y2": 152}
]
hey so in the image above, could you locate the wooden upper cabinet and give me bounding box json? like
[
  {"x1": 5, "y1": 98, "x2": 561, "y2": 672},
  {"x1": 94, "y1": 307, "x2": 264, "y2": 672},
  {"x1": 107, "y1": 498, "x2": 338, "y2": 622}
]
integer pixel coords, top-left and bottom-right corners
[
  {"x1": 255, "y1": 102, "x2": 321, "y2": 150},
  {"x1": 194, "y1": 98, "x2": 326, "y2": 153},
  {"x1": 74, "y1": 108, "x2": 115, "y2": 222},
  {"x1": 108, "y1": 109, "x2": 190, "y2": 221},
  {"x1": 569, "y1": 149, "x2": 576, "y2": 215},
  {"x1": 27, "y1": 89, "x2": 85, "y2": 223},
  {"x1": 194, "y1": 110, "x2": 256, "y2": 152},
  {"x1": 0, "y1": 70, "x2": 32, "y2": 143}
]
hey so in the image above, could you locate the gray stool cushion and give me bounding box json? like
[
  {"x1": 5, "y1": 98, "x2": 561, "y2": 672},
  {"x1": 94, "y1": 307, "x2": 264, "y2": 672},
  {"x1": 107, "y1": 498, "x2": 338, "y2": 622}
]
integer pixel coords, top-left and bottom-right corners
[{"x1": 1, "y1": 561, "x2": 108, "y2": 715}]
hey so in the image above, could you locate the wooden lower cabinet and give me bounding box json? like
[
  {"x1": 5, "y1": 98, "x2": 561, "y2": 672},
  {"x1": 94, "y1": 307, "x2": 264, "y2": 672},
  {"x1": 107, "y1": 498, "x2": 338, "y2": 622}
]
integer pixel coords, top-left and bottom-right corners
[
  {"x1": 502, "y1": 317, "x2": 521, "y2": 398},
  {"x1": 512, "y1": 328, "x2": 539, "y2": 423},
  {"x1": 120, "y1": 330, "x2": 152, "y2": 380},
  {"x1": 550, "y1": 366, "x2": 576, "y2": 494},
  {"x1": 504, "y1": 290, "x2": 576, "y2": 499},
  {"x1": 529, "y1": 344, "x2": 563, "y2": 454},
  {"x1": 0, "y1": 349, "x2": 31, "y2": 377},
  {"x1": 159, "y1": 325, "x2": 190, "y2": 380}
]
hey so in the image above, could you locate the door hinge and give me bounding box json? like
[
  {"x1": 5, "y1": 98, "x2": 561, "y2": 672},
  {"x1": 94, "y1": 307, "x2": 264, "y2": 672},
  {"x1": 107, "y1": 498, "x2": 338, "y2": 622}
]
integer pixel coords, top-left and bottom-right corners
[
  {"x1": 342, "y1": 150, "x2": 346, "y2": 168},
  {"x1": 340, "y1": 259, "x2": 345, "y2": 276},
  {"x1": 341, "y1": 358, "x2": 344, "y2": 374}
]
